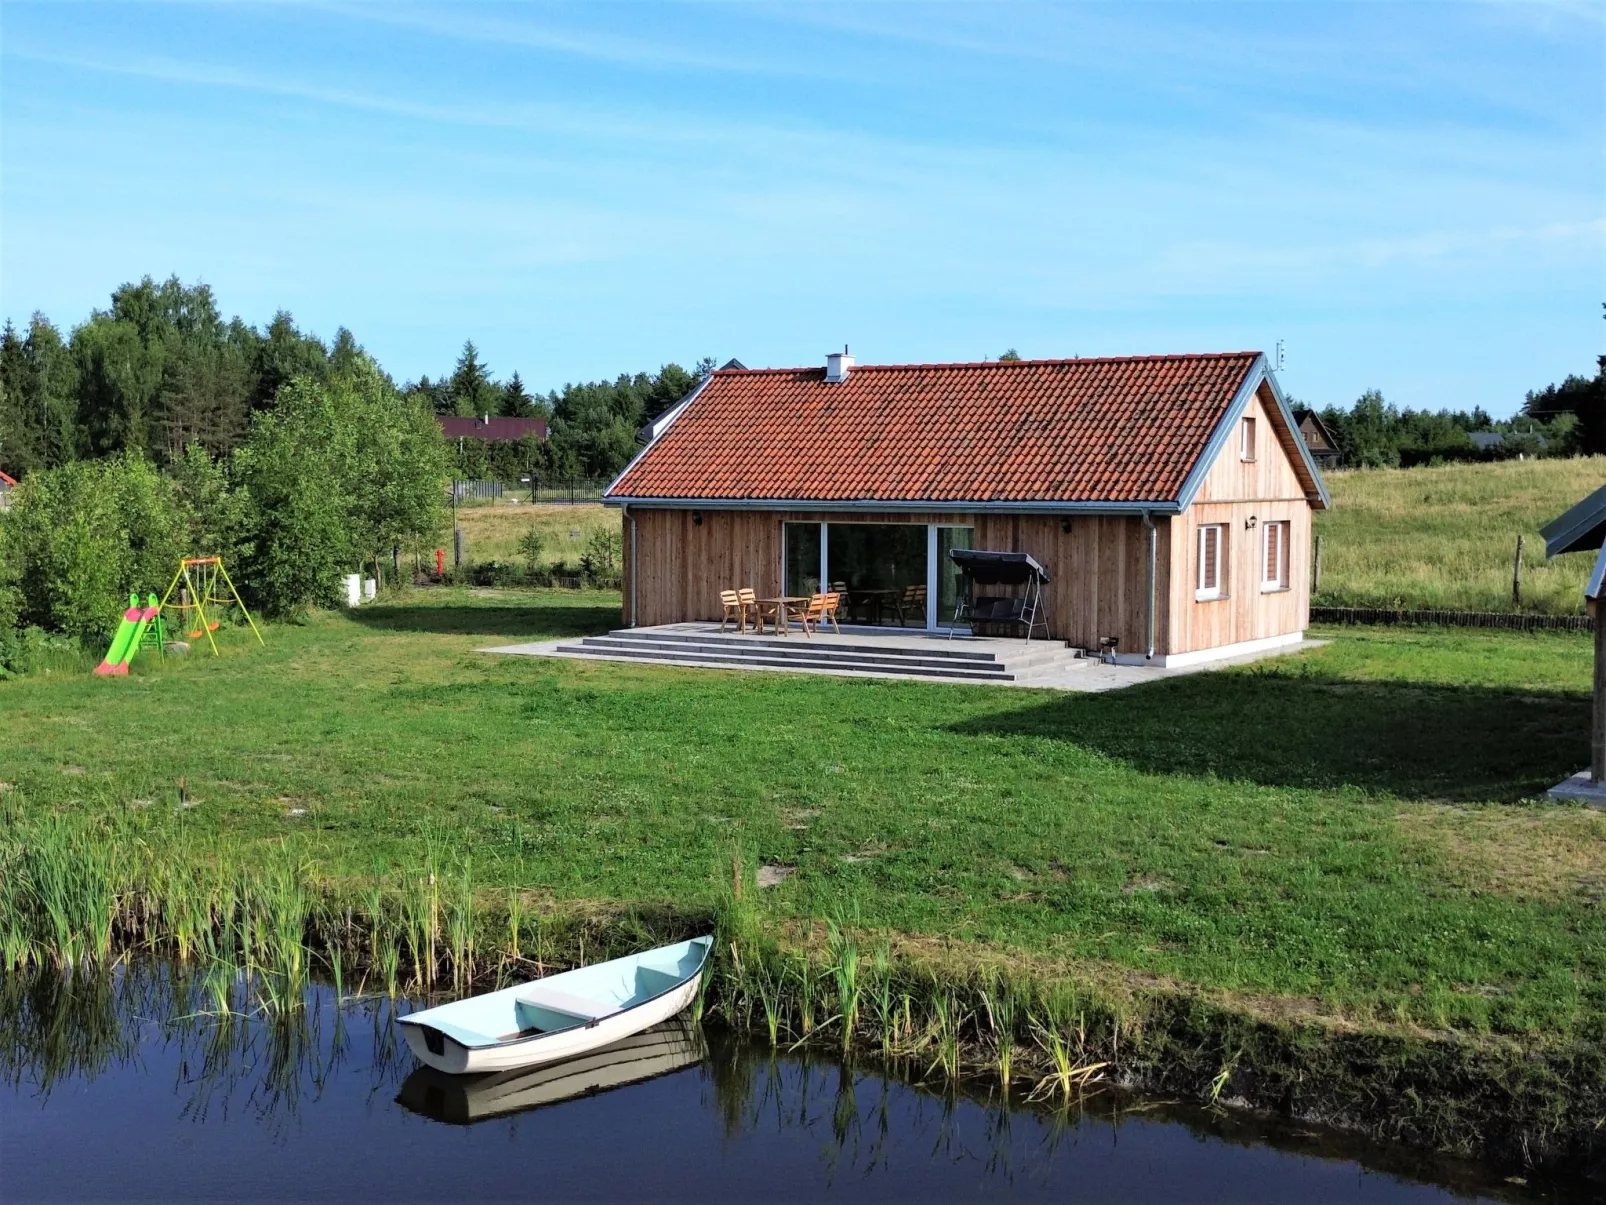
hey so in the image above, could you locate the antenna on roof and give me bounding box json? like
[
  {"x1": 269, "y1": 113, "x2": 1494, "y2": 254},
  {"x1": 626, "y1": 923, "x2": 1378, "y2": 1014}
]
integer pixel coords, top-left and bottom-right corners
[{"x1": 1274, "y1": 340, "x2": 1285, "y2": 373}]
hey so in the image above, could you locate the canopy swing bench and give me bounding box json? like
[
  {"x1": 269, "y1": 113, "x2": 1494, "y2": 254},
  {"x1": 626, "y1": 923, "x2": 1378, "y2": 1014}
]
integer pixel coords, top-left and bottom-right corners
[{"x1": 946, "y1": 549, "x2": 1051, "y2": 642}]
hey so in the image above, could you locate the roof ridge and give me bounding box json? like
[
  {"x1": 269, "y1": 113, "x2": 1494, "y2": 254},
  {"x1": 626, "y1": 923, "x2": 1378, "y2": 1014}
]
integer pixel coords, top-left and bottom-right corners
[{"x1": 717, "y1": 351, "x2": 1261, "y2": 375}]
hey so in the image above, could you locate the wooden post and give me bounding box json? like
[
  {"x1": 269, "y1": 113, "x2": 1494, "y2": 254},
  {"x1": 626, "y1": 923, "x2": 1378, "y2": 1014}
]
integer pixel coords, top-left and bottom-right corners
[
  {"x1": 1594, "y1": 601, "x2": 1605, "y2": 785},
  {"x1": 1312, "y1": 535, "x2": 1324, "y2": 595},
  {"x1": 1513, "y1": 535, "x2": 1524, "y2": 607},
  {"x1": 454, "y1": 527, "x2": 465, "y2": 568}
]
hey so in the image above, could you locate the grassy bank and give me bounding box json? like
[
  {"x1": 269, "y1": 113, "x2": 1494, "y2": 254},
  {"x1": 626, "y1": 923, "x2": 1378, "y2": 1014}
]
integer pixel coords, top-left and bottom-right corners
[
  {"x1": 1, "y1": 588, "x2": 1603, "y2": 1167},
  {"x1": 1313, "y1": 456, "x2": 1606, "y2": 614}
]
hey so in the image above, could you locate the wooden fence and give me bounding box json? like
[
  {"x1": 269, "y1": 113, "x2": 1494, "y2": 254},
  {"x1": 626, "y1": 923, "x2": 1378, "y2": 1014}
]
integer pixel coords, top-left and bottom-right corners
[{"x1": 1310, "y1": 606, "x2": 1592, "y2": 632}]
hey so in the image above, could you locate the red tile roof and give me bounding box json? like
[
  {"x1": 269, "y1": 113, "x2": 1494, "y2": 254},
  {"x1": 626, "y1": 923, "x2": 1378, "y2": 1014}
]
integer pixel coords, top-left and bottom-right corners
[
  {"x1": 437, "y1": 415, "x2": 548, "y2": 442},
  {"x1": 609, "y1": 353, "x2": 1262, "y2": 505}
]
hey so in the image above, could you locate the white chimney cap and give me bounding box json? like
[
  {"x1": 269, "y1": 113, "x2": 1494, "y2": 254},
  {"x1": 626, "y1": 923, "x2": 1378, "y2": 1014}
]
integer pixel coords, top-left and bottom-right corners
[{"x1": 825, "y1": 345, "x2": 854, "y2": 383}]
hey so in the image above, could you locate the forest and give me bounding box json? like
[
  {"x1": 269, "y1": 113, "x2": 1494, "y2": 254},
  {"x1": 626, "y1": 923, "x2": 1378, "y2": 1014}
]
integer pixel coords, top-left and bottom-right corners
[{"x1": 0, "y1": 274, "x2": 711, "y2": 485}]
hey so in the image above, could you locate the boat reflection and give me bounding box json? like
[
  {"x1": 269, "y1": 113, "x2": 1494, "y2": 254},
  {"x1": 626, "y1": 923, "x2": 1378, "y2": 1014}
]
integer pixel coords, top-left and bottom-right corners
[{"x1": 397, "y1": 1022, "x2": 706, "y2": 1125}]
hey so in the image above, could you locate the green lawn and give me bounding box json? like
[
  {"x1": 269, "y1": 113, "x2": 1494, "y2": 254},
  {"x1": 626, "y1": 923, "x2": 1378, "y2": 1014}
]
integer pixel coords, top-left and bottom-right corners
[
  {"x1": 2, "y1": 587, "x2": 1602, "y2": 1042},
  {"x1": 1313, "y1": 456, "x2": 1606, "y2": 614}
]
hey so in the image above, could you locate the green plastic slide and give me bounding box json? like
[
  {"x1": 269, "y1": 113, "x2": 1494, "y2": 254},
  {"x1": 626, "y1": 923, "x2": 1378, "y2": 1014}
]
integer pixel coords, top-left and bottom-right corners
[{"x1": 95, "y1": 594, "x2": 142, "y2": 677}]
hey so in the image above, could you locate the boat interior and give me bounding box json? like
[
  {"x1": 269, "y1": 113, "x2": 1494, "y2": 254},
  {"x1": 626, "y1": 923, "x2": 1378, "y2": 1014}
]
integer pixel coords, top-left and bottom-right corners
[{"x1": 404, "y1": 937, "x2": 711, "y2": 1051}]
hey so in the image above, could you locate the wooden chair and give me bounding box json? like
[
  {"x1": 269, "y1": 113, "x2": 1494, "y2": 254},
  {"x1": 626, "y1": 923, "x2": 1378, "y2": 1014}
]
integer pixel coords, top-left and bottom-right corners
[
  {"x1": 737, "y1": 588, "x2": 759, "y2": 631},
  {"x1": 893, "y1": 584, "x2": 927, "y2": 627},
  {"x1": 719, "y1": 589, "x2": 747, "y2": 633},
  {"x1": 788, "y1": 593, "x2": 830, "y2": 637},
  {"x1": 815, "y1": 591, "x2": 841, "y2": 636}
]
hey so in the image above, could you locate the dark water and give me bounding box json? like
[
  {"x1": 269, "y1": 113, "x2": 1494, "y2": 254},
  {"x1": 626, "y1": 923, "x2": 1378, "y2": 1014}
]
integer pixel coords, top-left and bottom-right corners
[{"x1": 0, "y1": 970, "x2": 1592, "y2": 1204}]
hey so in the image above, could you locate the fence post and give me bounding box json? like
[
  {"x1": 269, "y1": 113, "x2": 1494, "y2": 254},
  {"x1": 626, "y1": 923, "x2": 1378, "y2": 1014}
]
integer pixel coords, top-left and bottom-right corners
[
  {"x1": 1312, "y1": 535, "x2": 1323, "y2": 594},
  {"x1": 1513, "y1": 535, "x2": 1524, "y2": 607},
  {"x1": 454, "y1": 527, "x2": 465, "y2": 569}
]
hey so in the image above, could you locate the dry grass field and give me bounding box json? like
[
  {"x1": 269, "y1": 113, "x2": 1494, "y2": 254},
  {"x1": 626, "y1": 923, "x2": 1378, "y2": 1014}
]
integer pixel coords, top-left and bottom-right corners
[
  {"x1": 449, "y1": 500, "x2": 618, "y2": 568},
  {"x1": 1313, "y1": 456, "x2": 1606, "y2": 614}
]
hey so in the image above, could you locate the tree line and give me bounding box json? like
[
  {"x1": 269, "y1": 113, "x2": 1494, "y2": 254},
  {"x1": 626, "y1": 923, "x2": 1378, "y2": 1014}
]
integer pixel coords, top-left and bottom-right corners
[
  {"x1": 0, "y1": 274, "x2": 712, "y2": 485},
  {"x1": 1301, "y1": 357, "x2": 1606, "y2": 470}
]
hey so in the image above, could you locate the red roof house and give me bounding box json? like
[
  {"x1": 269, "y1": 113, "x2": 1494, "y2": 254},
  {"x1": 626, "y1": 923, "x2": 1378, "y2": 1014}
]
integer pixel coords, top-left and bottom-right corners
[
  {"x1": 605, "y1": 351, "x2": 1328, "y2": 665},
  {"x1": 437, "y1": 415, "x2": 548, "y2": 442}
]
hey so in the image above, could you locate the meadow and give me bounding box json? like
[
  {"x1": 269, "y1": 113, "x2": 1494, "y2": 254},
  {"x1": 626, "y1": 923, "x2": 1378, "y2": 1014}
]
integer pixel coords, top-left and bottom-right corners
[
  {"x1": 448, "y1": 499, "x2": 617, "y2": 569},
  {"x1": 2, "y1": 586, "x2": 1601, "y2": 1047},
  {"x1": 1312, "y1": 456, "x2": 1606, "y2": 614}
]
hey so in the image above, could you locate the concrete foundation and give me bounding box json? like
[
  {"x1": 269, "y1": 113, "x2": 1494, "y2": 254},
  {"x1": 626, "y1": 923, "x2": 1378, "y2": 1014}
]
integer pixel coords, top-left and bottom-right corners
[{"x1": 1546, "y1": 771, "x2": 1606, "y2": 808}]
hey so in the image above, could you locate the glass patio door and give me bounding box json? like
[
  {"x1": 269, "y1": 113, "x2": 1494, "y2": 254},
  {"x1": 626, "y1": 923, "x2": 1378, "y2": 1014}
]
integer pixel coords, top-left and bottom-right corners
[
  {"x1": 935, "y1": 526, "x2": 973, "y2": 627},
  {"x1": 826, "y1": 523, "x2": 928, "y2": 627}
]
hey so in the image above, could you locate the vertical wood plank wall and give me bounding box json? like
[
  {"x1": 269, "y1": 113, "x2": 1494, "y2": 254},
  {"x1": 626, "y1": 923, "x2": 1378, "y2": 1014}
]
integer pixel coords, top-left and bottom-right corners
[
  {"x1": 622, "y1": 508, "x2": 1172, "y2": 656},
  {"x1": 1165, "y1": 384, "x2": 1313, "y2": 655}
]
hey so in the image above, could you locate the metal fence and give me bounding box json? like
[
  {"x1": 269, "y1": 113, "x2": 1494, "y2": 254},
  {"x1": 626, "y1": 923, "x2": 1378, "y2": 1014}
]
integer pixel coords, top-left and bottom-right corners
[
  {"x1": 1310, "y1": 606, "x2": 1592, "y2": 632},
  {"x1": 450, "y1": 479, "x2": 503, "y2": 502}
]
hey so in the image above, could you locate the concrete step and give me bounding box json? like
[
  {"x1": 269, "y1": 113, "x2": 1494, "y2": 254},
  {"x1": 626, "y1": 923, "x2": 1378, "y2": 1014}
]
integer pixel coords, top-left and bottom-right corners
[
  {"x1": 577, "y1": 633, "x2": 1015, "y2": 675},
  {"x1": 552, "y1": 640, "x2": 1017, "y2": 682},
  {"x1": 609, "y1": 627, "x2": 1002, "y2": 663}
]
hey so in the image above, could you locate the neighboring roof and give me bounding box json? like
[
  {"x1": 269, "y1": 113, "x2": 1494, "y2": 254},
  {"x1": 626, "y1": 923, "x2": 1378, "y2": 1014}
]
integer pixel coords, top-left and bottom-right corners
[
  {"x1": 607, "y1": 353, "x2": 1328, "y2": 511},
  {"x1": 0, "y1": 470, "x2": 16, "y2": 488},
  {"x1": 1292, "y1": 408, "x2": 1339, "y2": 454},
  {"x1": 1542, "y1": 482, "x2": 1606, "y2": 558},
  {"x1": 437, "y1": 416, "x2": 548, "y2": 442}
]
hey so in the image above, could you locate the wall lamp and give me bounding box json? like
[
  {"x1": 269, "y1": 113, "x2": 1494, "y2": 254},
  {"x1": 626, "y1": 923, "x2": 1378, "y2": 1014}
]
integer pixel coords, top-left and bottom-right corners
[
  {"x1": 692, "y1": 510, "x2": 703, "y2": 526},
  {"x1": 1060, "y1": 519, "x2": 1074, "y2": 534},
  {"x1": 1245, "y1": 515, "x2": 1258, "y2": 530}
]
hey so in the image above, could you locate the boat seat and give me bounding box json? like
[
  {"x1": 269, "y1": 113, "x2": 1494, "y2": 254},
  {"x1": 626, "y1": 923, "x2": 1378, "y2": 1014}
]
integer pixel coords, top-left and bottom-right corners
[
  {"x1": 514, "y1": 984, "x2": 622, "y2": 1022},
  {"x1": 636, "y1": 965, "x2": 681, "y2": 995}
]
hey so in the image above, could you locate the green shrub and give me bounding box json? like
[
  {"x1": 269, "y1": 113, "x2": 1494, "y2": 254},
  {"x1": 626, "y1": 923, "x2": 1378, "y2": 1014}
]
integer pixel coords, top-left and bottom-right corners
[{"x1": 0, "y1": 453, "x2": 187, "y2": 646}]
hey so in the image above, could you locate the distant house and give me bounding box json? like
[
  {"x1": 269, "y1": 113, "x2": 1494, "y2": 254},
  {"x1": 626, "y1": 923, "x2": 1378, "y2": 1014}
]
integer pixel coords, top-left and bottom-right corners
[
  {"x1": 0, "y1": 469, "x2": 16, "y2": 510},
  {"x1": 1292, "y1": 408, "x2": 1342, "y2": 469},
  {"x1": 436, "y1": 415, "x2": 548, "y2": 442},
  {"x1": 605, "y1": 350, "x2": 1330, "y2": 666}
]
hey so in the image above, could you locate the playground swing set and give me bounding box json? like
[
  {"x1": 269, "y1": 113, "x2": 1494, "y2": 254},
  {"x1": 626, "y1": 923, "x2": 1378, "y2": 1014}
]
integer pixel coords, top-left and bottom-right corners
[{"x1": 94, "y1": 556, "x2": 264, "y2": 677}]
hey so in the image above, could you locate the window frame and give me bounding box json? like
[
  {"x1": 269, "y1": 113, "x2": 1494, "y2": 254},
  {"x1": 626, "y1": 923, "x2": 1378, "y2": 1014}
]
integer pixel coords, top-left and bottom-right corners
[
  {"x1": 1240, "y1": 415, "x2": 1257, "y2": 462},
  {"x1": 1260, "y1": 520, "x2": 1290, "y2": 593},
  {"x1": 1195, "y1": 523, "x2": 1226, "y2": 602}
]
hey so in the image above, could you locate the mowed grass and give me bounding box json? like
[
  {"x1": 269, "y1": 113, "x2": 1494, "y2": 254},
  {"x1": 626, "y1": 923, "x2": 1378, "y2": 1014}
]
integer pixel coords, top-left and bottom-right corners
[
  {"x1": 449, "y1": 501, "x2": 618, "y2": 566},
  {"x1": 1, "y1": 588, "x2": 1602, "y2": 1041},
  {"x1": 1313, "y1": 456, "x2": 1606, "y2": 614}
]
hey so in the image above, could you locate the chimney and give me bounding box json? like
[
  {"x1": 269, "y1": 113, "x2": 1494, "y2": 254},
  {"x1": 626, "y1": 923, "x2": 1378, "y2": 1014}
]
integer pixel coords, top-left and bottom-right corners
[{"x1": 824, "y1": 345, "x2": 854, "y2": 383}]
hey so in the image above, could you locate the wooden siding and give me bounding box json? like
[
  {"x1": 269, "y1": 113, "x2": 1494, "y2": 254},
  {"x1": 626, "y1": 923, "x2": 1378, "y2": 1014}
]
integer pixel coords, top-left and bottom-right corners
[
  {"x1": 1166, "y1": 385, "x2": 1312, "y2": 654},
  {"x1": 621, "y1": 507, "x2": 1173, "y2": 655}
]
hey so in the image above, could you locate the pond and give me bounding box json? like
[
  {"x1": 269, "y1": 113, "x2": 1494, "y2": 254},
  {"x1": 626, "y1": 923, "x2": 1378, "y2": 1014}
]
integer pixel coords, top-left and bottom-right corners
[{"x1": 0, "y1": 968, "x2": 1590, "y2": 1203}]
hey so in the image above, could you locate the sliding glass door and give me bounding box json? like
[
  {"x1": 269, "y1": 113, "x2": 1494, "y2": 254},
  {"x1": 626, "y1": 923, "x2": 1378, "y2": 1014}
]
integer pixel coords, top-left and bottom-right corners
[{"x1": 781, "y1": 520, "x2": 976, "y2": 630}]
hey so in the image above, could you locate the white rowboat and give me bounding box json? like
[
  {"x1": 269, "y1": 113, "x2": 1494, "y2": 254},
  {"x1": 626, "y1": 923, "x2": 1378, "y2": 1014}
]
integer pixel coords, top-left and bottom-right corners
[{"x1": 397, "y1": 935, "x2": 712, "y2": 1075}]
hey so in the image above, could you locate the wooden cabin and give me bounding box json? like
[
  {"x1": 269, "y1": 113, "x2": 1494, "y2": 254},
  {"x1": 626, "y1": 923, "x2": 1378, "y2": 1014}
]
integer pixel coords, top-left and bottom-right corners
[
  {"x1": 1292, "y1": 408, "x2": 1342, "y2": 470},
  {"x1": 603, "y1": 351, "x2": 1330, "y2": 666}
]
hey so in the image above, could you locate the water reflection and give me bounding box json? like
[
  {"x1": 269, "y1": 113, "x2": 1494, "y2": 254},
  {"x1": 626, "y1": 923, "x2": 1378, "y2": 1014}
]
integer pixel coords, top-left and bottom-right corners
[{"x1": 0, "y1": 965, "x2": 1590, "y2": 1203}]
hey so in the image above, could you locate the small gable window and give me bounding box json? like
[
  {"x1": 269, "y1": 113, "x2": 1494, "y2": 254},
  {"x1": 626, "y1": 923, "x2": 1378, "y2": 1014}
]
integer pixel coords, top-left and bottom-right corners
[
  {"x1": 1261, "y1": 520, "x2": 1290, "y2": 592},
  {"x1": 1196, "y1": 524, "x2": 1226, "y2": 601},
  {"x1": 1240, "y1": 416, "x2": 1257, "y2": 462}
]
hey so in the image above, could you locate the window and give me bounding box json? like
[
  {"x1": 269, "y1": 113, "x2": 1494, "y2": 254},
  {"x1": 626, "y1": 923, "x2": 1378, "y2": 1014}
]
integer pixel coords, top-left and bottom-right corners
[
  {"x1": 1196, "y1": 524, "x2": 1226, "y2": 601},
  {"x1": 1261, "y1": 520, "x2": 1290, "y2": 591},
  {"x1": 1240, "y1": 416, "x2": 1257, "y2": 461}
]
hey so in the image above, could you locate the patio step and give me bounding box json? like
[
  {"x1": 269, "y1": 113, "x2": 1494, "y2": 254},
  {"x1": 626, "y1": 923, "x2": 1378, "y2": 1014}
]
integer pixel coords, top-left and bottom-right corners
[{"x1": 551, "y1": 628, "x2": 1088, "y2": 683}]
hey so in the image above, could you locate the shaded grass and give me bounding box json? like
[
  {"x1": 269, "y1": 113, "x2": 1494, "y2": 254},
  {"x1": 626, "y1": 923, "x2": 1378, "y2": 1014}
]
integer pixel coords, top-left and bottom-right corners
[
  {"x1": 1313, "y1": 457, "x2": 1606, "y2": 615},
  {"x1": 0, "y1": 588, "x2": 1602, "y2": 1045}
]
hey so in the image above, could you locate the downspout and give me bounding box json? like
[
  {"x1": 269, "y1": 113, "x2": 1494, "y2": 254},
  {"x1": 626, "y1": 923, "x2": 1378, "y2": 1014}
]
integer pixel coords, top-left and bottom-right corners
[
  {"x1": 1142, "y1": 510, "x2": 1156, "y2": 661},
  {"x1": 625, "y1": 502, "x2": 637, "y2": 628}
]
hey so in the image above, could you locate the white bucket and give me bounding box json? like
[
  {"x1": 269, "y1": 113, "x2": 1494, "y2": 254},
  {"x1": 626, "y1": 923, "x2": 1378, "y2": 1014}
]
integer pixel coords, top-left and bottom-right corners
[
  {"x1": 344, "y1": 574, "x2": 362, "y2": 607},
  {"x1": 363, "y1": 578, "x2": 377, "y2": 602}
]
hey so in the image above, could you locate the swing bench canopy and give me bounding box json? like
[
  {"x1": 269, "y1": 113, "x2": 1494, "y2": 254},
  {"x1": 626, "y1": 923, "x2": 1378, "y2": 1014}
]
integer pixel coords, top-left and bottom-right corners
[{"x1": 946, "y1": 548, "x2": 1050, "y2": 586}]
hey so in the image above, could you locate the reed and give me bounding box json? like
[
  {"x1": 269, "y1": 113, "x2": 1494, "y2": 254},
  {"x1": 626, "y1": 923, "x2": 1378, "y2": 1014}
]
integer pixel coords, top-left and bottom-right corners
[{"x1": 826, "y1": 918, "x2": 860, "y2": 1054}]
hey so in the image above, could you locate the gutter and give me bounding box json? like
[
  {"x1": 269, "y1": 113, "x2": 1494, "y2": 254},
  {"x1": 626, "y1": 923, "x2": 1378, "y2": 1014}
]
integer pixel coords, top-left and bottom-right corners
[
  {"x1": 600, "y1": 496, "x2": 1184, "y2": 516},
  {"x1": 1142, "y1": 510, "x2": 1157, "y2": 660}
]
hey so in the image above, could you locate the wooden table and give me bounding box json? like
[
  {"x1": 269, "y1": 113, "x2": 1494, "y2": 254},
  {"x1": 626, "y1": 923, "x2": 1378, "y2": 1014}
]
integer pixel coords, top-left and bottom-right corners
[{"x1": 757, "y1": 596, "x2": 810, "y2": 636}]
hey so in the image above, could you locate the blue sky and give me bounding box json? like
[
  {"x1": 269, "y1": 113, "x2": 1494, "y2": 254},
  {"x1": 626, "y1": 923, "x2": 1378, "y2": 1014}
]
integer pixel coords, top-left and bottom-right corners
[{"x1": 2, "y1": 2, "x2": 1601, "y2": 415}]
